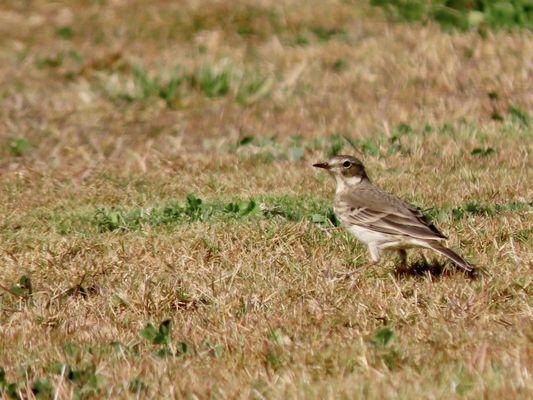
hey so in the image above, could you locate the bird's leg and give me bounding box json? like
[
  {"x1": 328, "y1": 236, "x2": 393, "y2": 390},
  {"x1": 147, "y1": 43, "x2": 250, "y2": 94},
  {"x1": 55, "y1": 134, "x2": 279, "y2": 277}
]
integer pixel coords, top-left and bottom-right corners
[
  {"x1": 368, "y1": 243, "x2": 381, "y2": 264},
  {"x1": 420, "y1": 250, "x2": 428, "y2": 265},
  {"x1": 342, "y1": 263, "x2": 370, "y2": 278},
  {"x1": 398, "y1": 249, "x2": 408, "y2": 270}
]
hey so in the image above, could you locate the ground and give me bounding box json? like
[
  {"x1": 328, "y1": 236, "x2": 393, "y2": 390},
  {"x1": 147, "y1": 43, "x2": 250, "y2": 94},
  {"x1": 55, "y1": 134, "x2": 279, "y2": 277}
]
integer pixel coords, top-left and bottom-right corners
[{"x1": 0, "y1": 0, "x2": 531, "y2": 398}]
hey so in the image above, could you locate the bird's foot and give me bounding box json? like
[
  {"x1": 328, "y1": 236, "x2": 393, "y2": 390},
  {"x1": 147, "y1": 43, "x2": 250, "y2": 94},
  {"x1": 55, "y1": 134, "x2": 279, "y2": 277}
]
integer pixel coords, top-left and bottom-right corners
[
  {"x1": 322, "y1": 267, "x2": 362, "y2": 280},
  {"x1": 338, "y1": 262, "x2": 375, "y2": 280}
]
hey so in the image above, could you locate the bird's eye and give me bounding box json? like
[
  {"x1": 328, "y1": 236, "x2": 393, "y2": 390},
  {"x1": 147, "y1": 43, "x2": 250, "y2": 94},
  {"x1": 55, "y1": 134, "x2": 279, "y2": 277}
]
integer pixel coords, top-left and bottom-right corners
[{"x1": 342, "y1": 161, "x2": 352, "y2": 168}]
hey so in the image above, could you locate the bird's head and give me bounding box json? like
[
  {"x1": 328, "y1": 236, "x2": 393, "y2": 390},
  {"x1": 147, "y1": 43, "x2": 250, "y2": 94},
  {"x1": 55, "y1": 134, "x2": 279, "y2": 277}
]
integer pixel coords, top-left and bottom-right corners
[{"x1": 313, "y1": 155, "x2": 368, "y2": 187}]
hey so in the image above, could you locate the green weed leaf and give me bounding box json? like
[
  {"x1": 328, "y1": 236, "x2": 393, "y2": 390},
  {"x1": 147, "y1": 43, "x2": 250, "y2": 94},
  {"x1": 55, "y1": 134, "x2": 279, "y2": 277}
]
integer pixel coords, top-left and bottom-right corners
[
  {"x1": 372, "y1": 327, "x2": 395, "y2": 346},
  {"x1": 140, "y1": 320, "x2": 171, "y2": 345},
  {"x1": 471, "y1": 147, "x2": 495, "y2": 157},
  {"x1": 9, "y1": 138, "x2": 31, "y2": 156}
]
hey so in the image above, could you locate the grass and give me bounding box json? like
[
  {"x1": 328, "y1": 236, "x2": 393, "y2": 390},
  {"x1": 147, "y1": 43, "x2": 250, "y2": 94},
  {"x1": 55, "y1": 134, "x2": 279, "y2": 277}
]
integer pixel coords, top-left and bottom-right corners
[
  {"x1": 53, "y1": 195, "x2": 529, "y2": 234},
  {"x1": 371, "y1": 0, "x2": 533, "y2": 31},
  {"x1": 90, "y1": 195, "x2": 340, "y2": 233},
  {"x1": 104, "y1": 63, "x2": 274, "y2": 108},
  {"x1": 0, "y1": 0, "x2": 532, "y2": 398}
]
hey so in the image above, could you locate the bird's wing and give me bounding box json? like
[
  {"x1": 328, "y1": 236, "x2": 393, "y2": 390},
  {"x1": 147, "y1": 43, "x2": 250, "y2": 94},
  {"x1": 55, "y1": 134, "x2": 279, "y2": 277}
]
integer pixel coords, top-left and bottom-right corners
[{"x1": 336, "y1": 186, "x2": 447, "y2": 241}]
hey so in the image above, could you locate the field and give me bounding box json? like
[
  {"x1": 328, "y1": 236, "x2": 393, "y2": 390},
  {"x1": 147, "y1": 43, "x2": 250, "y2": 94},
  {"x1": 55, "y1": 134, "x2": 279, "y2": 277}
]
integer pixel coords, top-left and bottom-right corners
[{"x1": 0, "y1": 0, "x2": 532, "y2": 398}]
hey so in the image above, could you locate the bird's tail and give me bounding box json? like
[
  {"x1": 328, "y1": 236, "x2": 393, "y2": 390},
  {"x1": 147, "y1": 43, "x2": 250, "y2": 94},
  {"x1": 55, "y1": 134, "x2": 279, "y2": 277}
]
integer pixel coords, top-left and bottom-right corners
[{"x1": 428, "y1": 242, "x2": 474, "y2": 272}]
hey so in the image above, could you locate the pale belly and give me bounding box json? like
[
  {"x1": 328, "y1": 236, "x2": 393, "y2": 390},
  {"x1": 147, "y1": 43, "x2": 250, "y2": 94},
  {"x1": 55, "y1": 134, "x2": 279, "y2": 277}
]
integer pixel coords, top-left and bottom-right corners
[
  {"x1": 347, "y1": 225, "x2": 388, "y2": 245},
  {"x1": 347, "y1": 225, "x2": 428, "y2": 250}
]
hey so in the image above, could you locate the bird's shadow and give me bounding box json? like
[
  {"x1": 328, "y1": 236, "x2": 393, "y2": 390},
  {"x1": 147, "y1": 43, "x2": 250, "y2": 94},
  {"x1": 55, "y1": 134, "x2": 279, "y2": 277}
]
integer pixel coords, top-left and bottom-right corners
[{"x1": 394, "y1": 259, "x2": 478, "y2": 280}]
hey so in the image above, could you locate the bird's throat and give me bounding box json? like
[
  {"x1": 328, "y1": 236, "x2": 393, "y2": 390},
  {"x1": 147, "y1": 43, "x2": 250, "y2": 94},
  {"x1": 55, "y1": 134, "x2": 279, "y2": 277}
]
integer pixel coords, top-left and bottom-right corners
[{"x1": 335, "y1": 175, "x2": 362, "y2": 194}]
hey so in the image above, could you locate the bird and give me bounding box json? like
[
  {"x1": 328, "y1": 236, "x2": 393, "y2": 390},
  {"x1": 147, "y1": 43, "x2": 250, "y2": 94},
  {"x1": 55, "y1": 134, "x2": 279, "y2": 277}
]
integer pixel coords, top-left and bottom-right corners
[{"x1": 313, "y1": 155, "x2": 474, "y2": 272}]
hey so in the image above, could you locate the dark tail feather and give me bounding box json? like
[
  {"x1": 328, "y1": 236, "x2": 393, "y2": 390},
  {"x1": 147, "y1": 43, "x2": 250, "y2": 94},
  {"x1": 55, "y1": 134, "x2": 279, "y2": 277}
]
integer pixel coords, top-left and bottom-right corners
[{"x1": 429, "y1": 243, "x2": 474, "y2": 272}]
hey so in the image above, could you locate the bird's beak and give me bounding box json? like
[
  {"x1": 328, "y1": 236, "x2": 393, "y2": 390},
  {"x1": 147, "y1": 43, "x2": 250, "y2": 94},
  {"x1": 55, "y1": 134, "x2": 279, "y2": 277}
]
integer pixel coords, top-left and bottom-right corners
[{"x1": 313, "y1": 162, "x2": 330, "y2": 169}]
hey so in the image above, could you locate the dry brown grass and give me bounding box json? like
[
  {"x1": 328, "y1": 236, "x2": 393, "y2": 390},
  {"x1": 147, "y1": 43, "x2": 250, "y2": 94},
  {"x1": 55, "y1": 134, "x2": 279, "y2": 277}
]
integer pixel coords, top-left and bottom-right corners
[{"x1": 0, "y1": 0, "x2": 532, "y2": 398}]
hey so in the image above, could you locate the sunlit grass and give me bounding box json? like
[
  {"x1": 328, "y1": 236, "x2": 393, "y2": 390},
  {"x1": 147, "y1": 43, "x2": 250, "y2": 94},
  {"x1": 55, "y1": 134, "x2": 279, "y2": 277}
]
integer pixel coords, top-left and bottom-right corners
[{"x1": 0, "y1": 0, "x2": 531, "y2": 398}]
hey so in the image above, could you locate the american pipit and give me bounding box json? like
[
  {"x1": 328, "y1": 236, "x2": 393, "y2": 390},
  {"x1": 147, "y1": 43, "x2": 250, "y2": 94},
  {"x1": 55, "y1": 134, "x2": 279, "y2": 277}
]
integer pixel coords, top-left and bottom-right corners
[{"x1": 313, "y1": 155, "x2": 474, "y2": 272}]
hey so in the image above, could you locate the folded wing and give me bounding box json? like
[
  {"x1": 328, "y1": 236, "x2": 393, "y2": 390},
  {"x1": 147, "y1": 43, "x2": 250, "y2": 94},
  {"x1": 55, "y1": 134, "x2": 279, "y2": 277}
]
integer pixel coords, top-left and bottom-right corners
[{"x1": 336, "y1": 187, "x2": 446, "y2": 241}]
